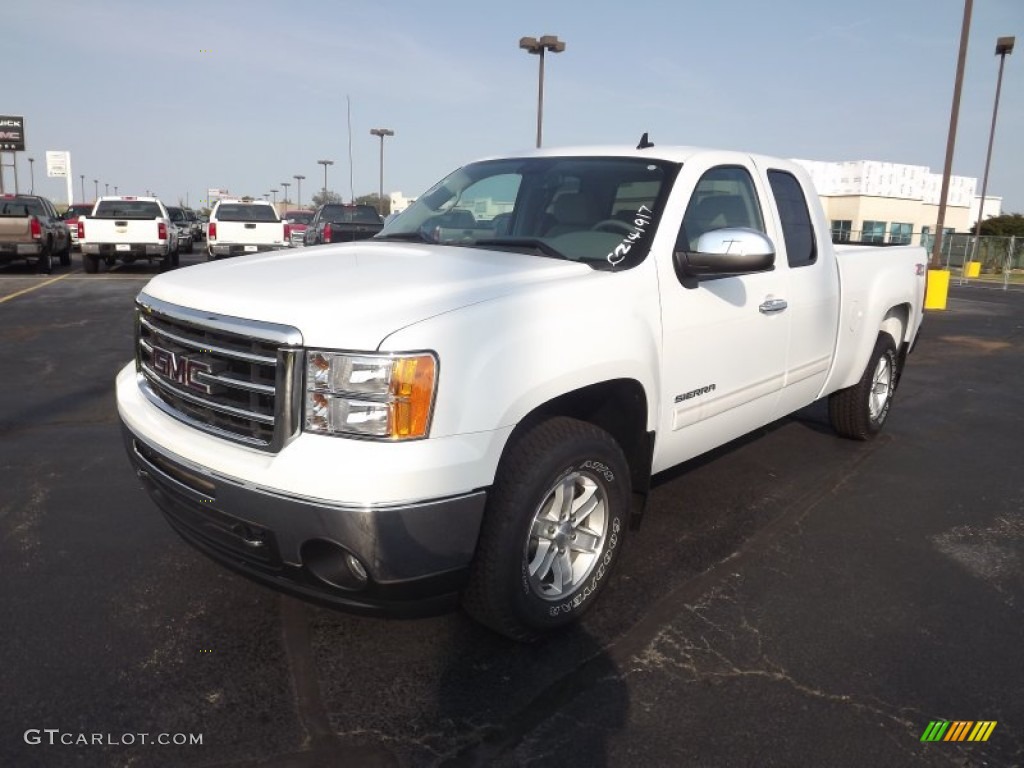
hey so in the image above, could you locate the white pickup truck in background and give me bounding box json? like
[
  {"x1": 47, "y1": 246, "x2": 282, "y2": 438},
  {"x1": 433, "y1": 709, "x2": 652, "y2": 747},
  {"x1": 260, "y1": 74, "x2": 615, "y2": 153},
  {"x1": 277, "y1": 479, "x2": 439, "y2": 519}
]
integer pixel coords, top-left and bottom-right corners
[
  {"x1": 79, "y1": 196, "x2": 178, "y2": 274},
  {"x1": 206, "y1": 198, "x2": 289, "y2": 259},
  {"x1": 117, "y1": 143, "x2": 926, "y2": 640}
]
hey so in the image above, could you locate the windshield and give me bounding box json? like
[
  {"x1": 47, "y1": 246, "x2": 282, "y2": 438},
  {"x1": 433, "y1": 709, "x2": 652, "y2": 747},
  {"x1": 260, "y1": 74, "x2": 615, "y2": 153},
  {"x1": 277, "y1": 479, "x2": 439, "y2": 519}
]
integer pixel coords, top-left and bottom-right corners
[
  {"x1": 376, "y1": 156, "x2": 678, "y2": 269},
  {"x1": 166, "y1": 207, "x2": 186, "y2": 222},
  {"x1": 286, "y1": 212, "x2": 313, "y2": 225}
]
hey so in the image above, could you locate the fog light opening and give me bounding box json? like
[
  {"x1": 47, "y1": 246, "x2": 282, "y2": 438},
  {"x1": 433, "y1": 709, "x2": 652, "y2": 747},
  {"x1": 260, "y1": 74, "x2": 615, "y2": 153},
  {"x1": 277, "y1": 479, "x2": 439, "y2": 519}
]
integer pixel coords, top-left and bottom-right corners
[{"x1": 301, "y1": 539, "x2": 369, "y2": 592}]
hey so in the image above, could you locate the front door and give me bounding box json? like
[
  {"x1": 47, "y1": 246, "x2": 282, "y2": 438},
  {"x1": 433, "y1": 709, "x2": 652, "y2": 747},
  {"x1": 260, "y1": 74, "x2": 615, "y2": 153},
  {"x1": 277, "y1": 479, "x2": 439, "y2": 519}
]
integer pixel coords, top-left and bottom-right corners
[{"x1": 652, "y1": 160, "x2": 790, "y2": 473}]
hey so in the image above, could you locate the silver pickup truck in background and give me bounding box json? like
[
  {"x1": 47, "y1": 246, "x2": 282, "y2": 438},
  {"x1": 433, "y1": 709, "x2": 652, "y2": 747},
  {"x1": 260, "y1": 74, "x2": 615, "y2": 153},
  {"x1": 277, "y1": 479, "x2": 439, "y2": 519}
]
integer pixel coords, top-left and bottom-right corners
[
  {"x1": 79, "y1": 196, "x2": 179, "y2": 274},
  {"x1": 0, "y1": 193, "x2": 72, "y2": 273}
]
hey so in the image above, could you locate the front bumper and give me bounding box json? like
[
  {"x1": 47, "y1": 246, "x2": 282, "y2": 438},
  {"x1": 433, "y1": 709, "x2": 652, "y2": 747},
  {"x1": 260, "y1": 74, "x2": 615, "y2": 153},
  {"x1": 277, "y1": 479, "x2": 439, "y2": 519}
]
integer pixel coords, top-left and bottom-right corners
[{"x1": 121, "y1": 424, "x2": 487, "y2": 616}]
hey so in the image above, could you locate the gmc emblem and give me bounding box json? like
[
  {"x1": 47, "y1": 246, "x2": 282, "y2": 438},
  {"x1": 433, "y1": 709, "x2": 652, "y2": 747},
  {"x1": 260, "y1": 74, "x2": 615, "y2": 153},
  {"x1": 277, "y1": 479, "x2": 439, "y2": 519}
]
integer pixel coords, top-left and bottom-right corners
[{"x1": 150, "y1": 346, "x2": 213, "y2": 394}]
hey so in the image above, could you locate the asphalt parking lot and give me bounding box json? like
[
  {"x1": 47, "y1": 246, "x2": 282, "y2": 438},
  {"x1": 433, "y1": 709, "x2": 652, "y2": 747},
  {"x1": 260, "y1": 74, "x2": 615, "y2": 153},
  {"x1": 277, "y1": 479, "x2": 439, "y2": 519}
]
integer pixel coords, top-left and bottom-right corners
[{"x1": 1, "y1": 252, "x2": 1022, "y2": 768}]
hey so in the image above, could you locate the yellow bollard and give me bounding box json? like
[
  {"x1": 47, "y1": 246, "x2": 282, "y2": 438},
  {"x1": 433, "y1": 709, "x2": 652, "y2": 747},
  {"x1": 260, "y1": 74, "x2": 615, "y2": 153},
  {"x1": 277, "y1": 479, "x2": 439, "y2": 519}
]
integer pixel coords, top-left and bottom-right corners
[
  {"x1": 965, "y1": 261, "x2": 981, "y2": 278},
  {"x1": 925, "y1": 269, "x2": 951, "y2": 310}
]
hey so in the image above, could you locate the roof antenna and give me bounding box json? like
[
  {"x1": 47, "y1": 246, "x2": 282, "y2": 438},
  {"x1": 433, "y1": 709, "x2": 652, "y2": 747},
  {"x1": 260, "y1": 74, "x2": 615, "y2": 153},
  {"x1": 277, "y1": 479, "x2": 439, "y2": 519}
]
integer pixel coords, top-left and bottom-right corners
[{"x1": 636, "y1": 132, "x2": 654, "y2": 150}]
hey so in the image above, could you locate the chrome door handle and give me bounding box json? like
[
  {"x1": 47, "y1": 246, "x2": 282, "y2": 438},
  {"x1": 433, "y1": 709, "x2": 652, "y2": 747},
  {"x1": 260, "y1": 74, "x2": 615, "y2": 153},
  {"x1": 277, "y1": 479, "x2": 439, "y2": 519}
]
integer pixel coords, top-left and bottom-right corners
[{"x1": 759, "y1": 297, "x2": 788, "y2": 314}]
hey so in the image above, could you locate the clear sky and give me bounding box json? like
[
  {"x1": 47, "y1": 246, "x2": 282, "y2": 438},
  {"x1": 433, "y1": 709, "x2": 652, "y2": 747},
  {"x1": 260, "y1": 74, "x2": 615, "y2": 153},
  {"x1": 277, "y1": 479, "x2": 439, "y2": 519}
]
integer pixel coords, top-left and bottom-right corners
[{"x1": 5, "y1": 0, "x2": 1022, "y2": 213}]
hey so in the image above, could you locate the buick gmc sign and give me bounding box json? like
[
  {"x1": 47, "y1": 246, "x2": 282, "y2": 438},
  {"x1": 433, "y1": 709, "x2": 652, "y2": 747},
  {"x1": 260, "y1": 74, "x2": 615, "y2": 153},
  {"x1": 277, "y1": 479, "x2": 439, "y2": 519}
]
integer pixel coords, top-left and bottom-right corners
[{"x1": 0, "y1": 115, "x2": 25, "y2": 151}]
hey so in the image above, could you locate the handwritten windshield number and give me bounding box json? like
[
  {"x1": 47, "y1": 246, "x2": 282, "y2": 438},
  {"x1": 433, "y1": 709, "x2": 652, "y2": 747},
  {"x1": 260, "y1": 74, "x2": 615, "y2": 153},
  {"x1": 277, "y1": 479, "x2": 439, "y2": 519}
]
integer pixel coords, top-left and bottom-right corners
[{"x1": 606, "y1": 206, "x2": 653, "y2": 267}]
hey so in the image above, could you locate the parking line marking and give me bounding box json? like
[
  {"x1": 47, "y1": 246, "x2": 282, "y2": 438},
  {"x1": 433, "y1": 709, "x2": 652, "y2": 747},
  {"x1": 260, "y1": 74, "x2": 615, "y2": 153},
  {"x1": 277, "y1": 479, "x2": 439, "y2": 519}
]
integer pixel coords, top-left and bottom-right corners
[{"x1": 0, "y1": 271, "x2": 79, "y2": 304}]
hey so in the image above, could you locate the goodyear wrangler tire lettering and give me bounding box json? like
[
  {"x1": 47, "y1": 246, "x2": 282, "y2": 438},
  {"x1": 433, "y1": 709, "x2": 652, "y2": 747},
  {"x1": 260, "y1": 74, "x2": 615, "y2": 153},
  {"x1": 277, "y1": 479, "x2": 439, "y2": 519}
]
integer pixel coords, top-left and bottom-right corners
[{"x1": 463, "y1": 417, "x2": 631, "y2": 641}]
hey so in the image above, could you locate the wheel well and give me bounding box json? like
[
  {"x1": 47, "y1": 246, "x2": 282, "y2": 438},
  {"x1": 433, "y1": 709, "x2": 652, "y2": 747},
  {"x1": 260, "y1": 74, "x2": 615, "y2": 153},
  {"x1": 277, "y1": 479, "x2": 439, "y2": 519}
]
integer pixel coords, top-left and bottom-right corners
[
  {"x1": 880, "y1": 305, "x2": 909, "y2": 345},
  {"x1": 510, "y1": 379, "x2": 653, "y2": 521}
]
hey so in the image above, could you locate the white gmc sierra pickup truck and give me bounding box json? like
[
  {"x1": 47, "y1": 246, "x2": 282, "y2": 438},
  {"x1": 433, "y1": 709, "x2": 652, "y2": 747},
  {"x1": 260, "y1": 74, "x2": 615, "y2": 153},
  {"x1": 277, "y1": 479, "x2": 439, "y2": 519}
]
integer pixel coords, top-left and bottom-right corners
[
  {"x1": 80, "y1": 196, "x2": 178, "y2": 273},
  {"x1": 117, "y1": 144, "x2": 926, "y2": 640}
]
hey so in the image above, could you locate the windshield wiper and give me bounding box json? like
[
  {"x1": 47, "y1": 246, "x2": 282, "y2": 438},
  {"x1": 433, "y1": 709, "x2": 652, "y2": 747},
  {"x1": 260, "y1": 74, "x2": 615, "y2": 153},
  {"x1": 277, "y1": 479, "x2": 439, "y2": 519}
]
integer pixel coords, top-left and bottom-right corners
[{"x1": 473, "y1": 238, "x2": 569, "y2": 261}]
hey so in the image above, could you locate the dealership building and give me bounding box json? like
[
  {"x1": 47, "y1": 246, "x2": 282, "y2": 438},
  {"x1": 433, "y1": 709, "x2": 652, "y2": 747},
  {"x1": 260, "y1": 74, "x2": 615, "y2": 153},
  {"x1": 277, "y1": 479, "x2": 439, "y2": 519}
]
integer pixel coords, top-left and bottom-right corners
[{"x1": 793, "y1": 158, "x2": 1000, "y2": 245}]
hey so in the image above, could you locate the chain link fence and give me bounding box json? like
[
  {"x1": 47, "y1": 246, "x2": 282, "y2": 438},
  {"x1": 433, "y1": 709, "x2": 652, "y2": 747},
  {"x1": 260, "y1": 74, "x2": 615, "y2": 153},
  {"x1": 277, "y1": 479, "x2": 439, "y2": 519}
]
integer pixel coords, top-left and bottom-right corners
[{"x1": 921, "y1": 233, "x2": 1023, "y2": 288}]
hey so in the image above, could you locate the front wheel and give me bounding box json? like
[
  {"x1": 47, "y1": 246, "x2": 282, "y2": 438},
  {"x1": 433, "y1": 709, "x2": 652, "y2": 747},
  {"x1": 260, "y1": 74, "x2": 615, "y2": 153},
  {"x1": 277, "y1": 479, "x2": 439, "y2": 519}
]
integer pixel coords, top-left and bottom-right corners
[
  {"x1": 58, "y1": 239, "x2": 72, "y2": 267},
  {"x1": 463, "y1": 417, "x2": 630, "y2": 641},
  {"x1": 829, "y1": 333, "x2": 898, "y2": 440}
]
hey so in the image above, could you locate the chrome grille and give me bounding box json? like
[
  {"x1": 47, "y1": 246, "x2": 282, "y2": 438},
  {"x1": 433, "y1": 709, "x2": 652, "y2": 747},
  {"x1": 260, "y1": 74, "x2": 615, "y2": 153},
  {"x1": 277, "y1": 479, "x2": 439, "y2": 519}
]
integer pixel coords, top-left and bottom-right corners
[{"x1": 135, "y1": 295, "x2": 303, "y2": 451}]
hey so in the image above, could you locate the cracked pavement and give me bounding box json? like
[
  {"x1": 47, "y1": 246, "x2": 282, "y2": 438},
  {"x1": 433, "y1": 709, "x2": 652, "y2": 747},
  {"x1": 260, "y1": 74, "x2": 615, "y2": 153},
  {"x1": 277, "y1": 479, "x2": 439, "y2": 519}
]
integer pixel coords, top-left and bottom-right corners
[{"x1": 1, "y1": 263, "x2": 1022, "y2": 767}]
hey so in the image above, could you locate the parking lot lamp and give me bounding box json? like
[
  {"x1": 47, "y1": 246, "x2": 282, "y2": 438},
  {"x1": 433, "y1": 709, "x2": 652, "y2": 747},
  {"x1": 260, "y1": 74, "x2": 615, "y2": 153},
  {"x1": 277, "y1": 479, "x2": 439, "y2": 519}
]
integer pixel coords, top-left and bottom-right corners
[
  {"x1": 293, "y1": 174, "x2": 305, "y2": 209},
  {"x1": 969, "y1": 36, "x2": 1015, "y2": 270},
  {"x1": 369, "y1": 128, "x2": 394, "y2": 215},
  {"x1": 519, "y1": 35, "x2": 566, "y2": 148},
  {"x1": 281, "y1": 181, "x2": 291, "y2": 206},
  {"x1": 28, "y1": 157, "x2": 34, "y2": 194},
  {"x1": 105, "y1": 183, "x2": 109, "y2": 195},
  {"x1": 80, "y1": 175, "x2": 85, "y2": 202},
  {"x1": 931, "y1": 0, "x2": 972, "y2": 269},
  {"x1": 93, "y1": 179, "x2": 98, "y2": 199},
  {"x1": 317, "y1": 160, "x2": 333, "y2": 205},
  {"x1": 270, "y1": 189, "x2": 278, "y2": 209}
]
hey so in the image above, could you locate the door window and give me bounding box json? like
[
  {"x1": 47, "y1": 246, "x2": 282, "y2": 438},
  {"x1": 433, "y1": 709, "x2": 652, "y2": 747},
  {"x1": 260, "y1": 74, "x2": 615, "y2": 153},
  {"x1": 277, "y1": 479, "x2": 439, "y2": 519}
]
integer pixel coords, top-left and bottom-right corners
[{"x1": 677, "y1": 166, "x2": 764, "y2": 252}]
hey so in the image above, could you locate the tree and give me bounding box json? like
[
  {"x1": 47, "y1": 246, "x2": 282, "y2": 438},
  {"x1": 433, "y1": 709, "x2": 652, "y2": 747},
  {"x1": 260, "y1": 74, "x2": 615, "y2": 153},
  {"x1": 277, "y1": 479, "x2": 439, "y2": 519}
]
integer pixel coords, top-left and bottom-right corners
[
  {"x1": 976, "y1": 213, "x2": 1024, "y2": 238},
  {"x1": 310, "y1": 189, "x2": 344, "y2": 207},
  {"x1": 355, "y1": 193, "x2": 390, "y2": 216}
]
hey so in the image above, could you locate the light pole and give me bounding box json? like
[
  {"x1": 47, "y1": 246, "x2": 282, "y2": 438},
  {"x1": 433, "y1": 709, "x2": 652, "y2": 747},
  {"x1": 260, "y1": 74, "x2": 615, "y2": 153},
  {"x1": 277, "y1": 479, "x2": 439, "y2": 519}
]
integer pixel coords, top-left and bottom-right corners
[
  {"x1": 931, "y1": 0, "x2": 972, "y2": 268},
  {"x1": 294, "y1": 174, "x2": 305, "y2": 209},
  {"x1": 369, "y1": 128, "x2": 394, "y2": 215},
  {"x1": 281, "y1": 181, "x2": 291, "y2": 207},
  {"x1": 270, "y1": 188, "x2": 278, "y2": 209},
  {"x1": 28, "y1": 157, "x2": 34, "y2": 193},
  {"x1": 317, "y1": 160, "x2": 333, "y2": 206},
  {"x1": 114, "y1": 186, "x2": 118, "y2": 195},
  {"x1": 93, "y1": 179, "x2": 99, "y2": 200},
  {"x1": 80, "y1": 174, "x2": 85, "y2": 202},
  {"x1": 519, "y1": 35, "x2": 566, "y2": 148},
  {"x1": 969, "y1": 36, "x2": 1015, "y2": 272},
  {"x1": 105, "y1": 182, "x2": 109, "y2": 195}
]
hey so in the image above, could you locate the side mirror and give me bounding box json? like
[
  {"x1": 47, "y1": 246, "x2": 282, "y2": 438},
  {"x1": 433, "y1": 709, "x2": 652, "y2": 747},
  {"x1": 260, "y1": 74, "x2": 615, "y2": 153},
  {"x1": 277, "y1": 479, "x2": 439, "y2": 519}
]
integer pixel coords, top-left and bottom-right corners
[{"x1": 674, "y1": 227, "x2": 775, "y2": 277}]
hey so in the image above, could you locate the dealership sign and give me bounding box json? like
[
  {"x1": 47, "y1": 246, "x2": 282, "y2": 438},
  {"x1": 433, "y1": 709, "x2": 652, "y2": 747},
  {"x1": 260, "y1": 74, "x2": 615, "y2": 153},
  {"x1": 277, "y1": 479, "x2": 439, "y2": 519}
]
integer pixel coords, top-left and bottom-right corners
[
  {"x1": 0, "y1": 115, "x2": 25, "y2": 151},
  {"x1": 46, "y1": 150, "x2": 69, "y2": 177}
]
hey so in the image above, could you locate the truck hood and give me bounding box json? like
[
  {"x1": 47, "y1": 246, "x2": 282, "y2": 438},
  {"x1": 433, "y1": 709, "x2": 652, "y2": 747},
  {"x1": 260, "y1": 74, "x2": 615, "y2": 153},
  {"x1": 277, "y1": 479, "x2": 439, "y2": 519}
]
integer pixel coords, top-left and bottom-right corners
[{"x1": 141, "y1": 240, "x2": 593, "y2": 349}]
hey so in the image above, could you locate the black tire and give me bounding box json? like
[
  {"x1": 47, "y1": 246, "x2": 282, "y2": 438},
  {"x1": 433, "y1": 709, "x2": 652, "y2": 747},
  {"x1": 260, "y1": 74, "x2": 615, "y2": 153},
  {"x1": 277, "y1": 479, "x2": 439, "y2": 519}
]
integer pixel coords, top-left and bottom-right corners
[
  {"x1": 59, "y1": 239, "x2": 72, "y2": 267},
  {"x1": 37, "y1": 241, "x2": 53, "y2": 274},
  {"x1": 83, "y1": 252, "x2": 100, "y2": 273},
  {"x1": 463, "y1": 417, "x2": 630, "y2": 641},
  {"x1": 829, "y1": 333, "x2": 898, "y2": 440}
]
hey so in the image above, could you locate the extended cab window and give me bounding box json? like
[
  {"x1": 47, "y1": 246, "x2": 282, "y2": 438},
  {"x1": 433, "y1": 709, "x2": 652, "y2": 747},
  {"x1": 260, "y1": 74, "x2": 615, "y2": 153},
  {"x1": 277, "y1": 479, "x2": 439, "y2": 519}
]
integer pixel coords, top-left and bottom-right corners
[
  {"x1": 678, "y1": 166, "x2": 764, "y2": 252},
  {"x1": 767, "y1": 170, "x2": 816, "y2": 267}
]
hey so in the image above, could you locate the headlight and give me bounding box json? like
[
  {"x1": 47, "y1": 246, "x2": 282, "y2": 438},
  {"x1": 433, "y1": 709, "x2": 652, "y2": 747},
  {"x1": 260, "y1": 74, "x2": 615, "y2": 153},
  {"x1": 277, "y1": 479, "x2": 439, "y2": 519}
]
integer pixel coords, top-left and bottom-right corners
[{"x1": 304, "y1": 351, "x2": 437, "y2": 440}]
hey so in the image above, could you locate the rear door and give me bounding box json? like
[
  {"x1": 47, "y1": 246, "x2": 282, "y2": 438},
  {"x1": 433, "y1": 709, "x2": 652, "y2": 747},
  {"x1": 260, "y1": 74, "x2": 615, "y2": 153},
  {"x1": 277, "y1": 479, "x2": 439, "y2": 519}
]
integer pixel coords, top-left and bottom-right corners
[
  {"x1": 756, "y1": 162, "x2": 840, "y2": 414},
  {"x1": 652, "y1": 156, "x2": 791, "y2": 472}
]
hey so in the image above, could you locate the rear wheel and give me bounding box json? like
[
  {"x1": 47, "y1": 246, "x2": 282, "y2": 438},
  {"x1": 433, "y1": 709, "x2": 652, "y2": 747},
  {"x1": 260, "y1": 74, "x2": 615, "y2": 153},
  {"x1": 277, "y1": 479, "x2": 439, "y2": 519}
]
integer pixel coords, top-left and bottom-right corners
[
  {"x1": 58, "y1": 239, "x2": 72, "y2": 267},
  {"x1": 829, "y1": 333, "x2": 898, "y2": 440},
  {"x1": 83, "y1": 252, "x2": 100, "y2": 273},
  {"x1": 464, "y1": 417, "x2": 630, "y2": 641},
  {"x1": 37, "y1": 241, "x2": 53, "y2": 274}
]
